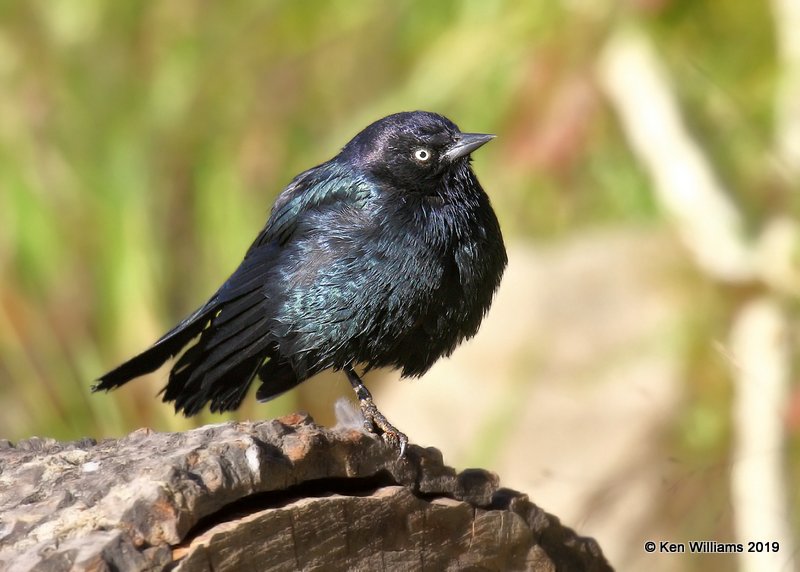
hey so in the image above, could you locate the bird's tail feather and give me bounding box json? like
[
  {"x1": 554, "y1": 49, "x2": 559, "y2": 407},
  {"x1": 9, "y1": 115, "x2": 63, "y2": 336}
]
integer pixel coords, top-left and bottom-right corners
[
  {"x1": 255, "y1": 357, "x2": 301, "y2": 402},
  {"x1": 95, "y1": 249, "x2": 298, "y2": 415},
  {"x1": 165, "y1": 349, "x2": 265, "y2": 415},
  {"x1": 92, "y1": 301, "x2": 218, "y2": 393},
  {"x1": 162, "y1": 325, "x2": 272, "y2": 414}
]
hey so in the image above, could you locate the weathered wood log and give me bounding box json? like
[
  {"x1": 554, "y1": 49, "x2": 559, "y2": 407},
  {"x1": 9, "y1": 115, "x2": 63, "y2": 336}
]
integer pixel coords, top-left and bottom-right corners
[{"x1": 0, "y1": 413, "x2": 611, "y2": 571}]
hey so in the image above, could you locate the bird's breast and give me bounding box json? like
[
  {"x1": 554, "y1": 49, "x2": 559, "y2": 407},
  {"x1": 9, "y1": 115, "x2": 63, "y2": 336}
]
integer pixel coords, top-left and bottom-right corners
[{"x1": 273, "y1": 190, "x2": 505, "y2": 377}]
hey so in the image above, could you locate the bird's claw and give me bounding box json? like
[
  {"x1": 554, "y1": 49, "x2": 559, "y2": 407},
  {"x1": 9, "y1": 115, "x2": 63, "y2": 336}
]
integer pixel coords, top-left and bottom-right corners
[
  {"x1": 378, "y1": 428, "x2": 408, "y2": 459},
  {"x1": 346, "y1": 365, "x2": 408, "y2": 458},
  {"x1": 360, "y1": 402, "x2": 408, "y2": 459},
  {"x1": 393, "y1": 432, "x2": 409, "y2": 459}
]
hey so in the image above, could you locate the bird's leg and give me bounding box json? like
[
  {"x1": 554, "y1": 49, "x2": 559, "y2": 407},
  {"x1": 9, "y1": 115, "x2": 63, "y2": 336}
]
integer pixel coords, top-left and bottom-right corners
[{"x1": 344, "y1": 365, "x2": 408, "y2": 457}]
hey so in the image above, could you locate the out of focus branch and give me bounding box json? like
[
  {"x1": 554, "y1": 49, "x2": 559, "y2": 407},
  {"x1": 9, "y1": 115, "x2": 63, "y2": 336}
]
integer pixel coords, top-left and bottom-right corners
[
  {"x1": 729, "y1": 300, "x2": 794, "y2": 572},
  {"x1": 597, "y1": 29, "x2": 754, "y2": 283},
  {"x1": 597, "y1": 27, "x2": 796, "y2": 572},
  {"x1": 771, "y1": 0, "x2": 800, "y2": 175}
]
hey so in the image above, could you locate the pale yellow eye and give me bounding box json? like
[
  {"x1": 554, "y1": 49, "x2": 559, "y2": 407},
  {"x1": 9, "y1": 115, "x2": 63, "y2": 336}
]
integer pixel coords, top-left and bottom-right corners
[{"x1": 414, "y1": 148, "x2": 431, "y2": 162}]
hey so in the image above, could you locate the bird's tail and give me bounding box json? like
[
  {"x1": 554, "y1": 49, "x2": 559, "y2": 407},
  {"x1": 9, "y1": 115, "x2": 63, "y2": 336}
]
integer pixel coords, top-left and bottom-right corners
[
  {"x1": 92, "y1": 301, "x2": 218, "y2": 393},
  {"x1": 95, "y1": 248, "x2": 306, "y2": 415}
]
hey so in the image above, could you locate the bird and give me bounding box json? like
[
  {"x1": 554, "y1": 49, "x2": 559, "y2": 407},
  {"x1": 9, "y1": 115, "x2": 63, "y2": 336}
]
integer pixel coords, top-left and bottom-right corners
[{"x1": 94, "y1": 111, "x2": 507, "y2": 456}]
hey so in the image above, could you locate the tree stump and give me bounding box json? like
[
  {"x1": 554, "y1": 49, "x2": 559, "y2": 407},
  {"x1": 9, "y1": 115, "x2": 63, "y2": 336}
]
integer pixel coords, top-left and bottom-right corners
[{"x1": 0, "y1": 413, "x2": 611, "y2": 571}]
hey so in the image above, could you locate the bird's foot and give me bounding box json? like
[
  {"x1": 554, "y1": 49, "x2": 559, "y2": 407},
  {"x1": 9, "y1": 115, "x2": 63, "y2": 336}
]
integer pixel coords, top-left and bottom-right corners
[
  {"x1": 358, "y1": 396, "x2": 408, "y2": 458},
  {"x1": 344, "y1": 364, "x2": 408, "y2": 458}
]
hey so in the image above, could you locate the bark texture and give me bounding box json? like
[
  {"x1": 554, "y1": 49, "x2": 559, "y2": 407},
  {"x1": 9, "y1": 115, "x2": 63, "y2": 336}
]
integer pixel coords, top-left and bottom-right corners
[{"x1": 0, "y1": 413, "x2": 611, "y2": 571}]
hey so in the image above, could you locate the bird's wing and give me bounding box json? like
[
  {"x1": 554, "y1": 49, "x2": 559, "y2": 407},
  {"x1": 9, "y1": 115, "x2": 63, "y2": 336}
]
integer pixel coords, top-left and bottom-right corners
[
  {"x1": 248, "y1": 162, "x2": 375, "y2": 250},
  {"x1": 163, "y1": 164, "x2": 376, "y2": 412},
  {"x1": 95, "y1": 163, "x2": 375, "y2": 414}
]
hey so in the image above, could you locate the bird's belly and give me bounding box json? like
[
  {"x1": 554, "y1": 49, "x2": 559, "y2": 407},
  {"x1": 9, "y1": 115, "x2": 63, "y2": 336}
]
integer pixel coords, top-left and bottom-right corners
[
  {"x1": 273, "y1": 213, "x2": 501, "y2": 380},
  {"x1": 344, "y1": 233, "x2": 488, "y2": 377}
]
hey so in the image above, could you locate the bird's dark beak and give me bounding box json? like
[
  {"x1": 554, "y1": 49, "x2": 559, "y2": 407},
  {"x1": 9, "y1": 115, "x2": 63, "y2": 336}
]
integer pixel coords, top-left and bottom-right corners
[{"x1": 444, "y1": 132, "x2": 495, "y2": 161}]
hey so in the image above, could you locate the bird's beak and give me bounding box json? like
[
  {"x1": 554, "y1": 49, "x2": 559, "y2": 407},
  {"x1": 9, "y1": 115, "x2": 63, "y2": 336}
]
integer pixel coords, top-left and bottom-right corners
[{"x1": 444, "y1": 132, "x2": 495, "y2": 161}]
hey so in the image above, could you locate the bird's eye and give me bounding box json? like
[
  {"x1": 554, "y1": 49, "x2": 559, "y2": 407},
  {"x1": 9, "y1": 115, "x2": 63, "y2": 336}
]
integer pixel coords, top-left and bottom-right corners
[{"x1": 413, "y1": 148, "x2": 431, "y2": 162}]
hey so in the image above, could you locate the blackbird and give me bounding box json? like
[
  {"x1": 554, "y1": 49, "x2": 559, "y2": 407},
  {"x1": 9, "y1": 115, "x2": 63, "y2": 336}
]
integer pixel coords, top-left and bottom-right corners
[{"x1": 94, "y1": 111, "x2": 507, "y2": 455}]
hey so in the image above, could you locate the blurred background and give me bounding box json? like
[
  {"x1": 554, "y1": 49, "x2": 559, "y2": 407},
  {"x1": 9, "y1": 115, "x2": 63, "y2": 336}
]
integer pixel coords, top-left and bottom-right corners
[{"x1": 0, "y1": 1, "x2": 798, "y2": 570}]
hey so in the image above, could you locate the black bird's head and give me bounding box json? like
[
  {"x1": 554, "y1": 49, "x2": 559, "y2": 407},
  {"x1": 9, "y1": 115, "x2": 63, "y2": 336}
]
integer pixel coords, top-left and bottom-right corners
[{"x1": 338, "y1": 111, "x2": 494, "y2": 193}]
